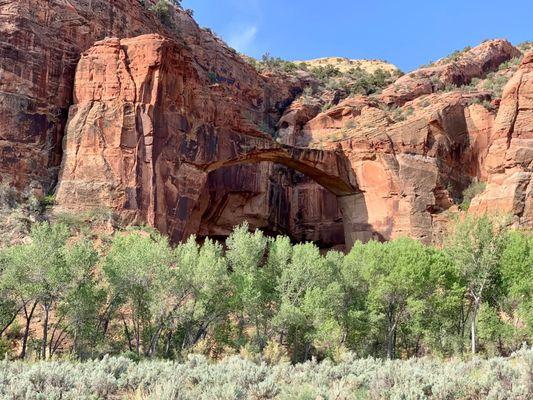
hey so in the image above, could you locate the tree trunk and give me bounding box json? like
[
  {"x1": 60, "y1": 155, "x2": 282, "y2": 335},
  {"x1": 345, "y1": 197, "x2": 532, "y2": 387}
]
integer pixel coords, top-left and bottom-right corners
[
  {"x1": 0, "y1": 305, "x2": 23, "y2": 337},
  {"x1": 386, "y1": 304, "x2": 397, "y2": 360},
  {"x1": 387, "y1": 327, "x2": 396, "y2": 360},
  {"x1": 51, "y1": 330, "x2": 67, "y2": 356},
  {"x1": 471, "y1": 304, "x2": 477, "y2": 355},
  {"x1": 135, "y1": 318, "x2": 140, "y2": 355},
  {"x1": 149, "y1": 325, "x2": 164, "y2": 357},
  {"x1": 20, "y1": 301, "x2": 37, "y2": 359},
  {"x1": 122, "y1": 317, "x2": 133, "y2": 352},
  {"x1": 303, "y1": 342, "x2": 311, "y2": 361},
  {"x1": 41, "y1": 304, "x2": 50, "y2": 359},
  {"x1": 72, "y1": 330, "x2": 78, "y2": 357},
  {"x1": 164, "y1": 330, "x2": 173, "y2": 357},
  {"x1": 48, "y1": 315, "x2": 64, "y2": 356}
]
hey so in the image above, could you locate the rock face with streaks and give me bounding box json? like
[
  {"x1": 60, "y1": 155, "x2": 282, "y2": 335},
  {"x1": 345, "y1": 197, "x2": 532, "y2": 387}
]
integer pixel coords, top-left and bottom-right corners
[
  {"x1": 275, "y1": 43, "x2": 531, "y2": 243},
  {"x1": 54, "y1": 34, "x2": 358, "y2": 243},
  {"x1": 470, "y1": 52, "x2": 533, "y2": 226},
  {"x1": 0, "y1": 0, "x2": 173, "y2": 191},
  {"x1": 285, "y1": 92, "x2": 498, "y2": 243},
  {"x1": 0, "y1": 0, "x2": 531, "y2": 248}
]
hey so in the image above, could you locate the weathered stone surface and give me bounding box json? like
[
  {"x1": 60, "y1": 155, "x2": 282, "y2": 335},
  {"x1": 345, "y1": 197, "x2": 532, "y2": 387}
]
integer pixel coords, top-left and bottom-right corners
[
  {"x1": 1, "y1": 0, "x2": 531, "y2": 248},
  {"x1": 0, "y1": 0, "x2": 174, "y2": 190},
  {"x1": 380, "y1": 40, "x2": 521, "y2": 106},
  {"x1": 288, "y1": 89, "x2": 518, "y2": 243},
  {"x1": 470, "y1": 52, "x2": 533, "y2": 226},
  {"x1": 49, "y1": 34, "x2": 533, "y2": 246},
  {"x1": 55, "y1": 34, "x2": 357, "y2": 243}
]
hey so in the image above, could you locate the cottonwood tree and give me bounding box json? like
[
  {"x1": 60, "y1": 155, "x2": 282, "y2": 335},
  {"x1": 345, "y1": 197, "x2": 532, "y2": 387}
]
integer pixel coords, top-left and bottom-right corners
[
  {"x1": 103, "y1": 229, "x2": 174, "y2": 356},
  {"x1": 446, "y1": 215, "x2": 507, "y2": 354},
  {"x1": 341, "y1": 241, "x2": 376, "y2": 355},
  {"x1": 353, "y1": 238, "x2": 448, "y2": 359},
  {"x1": 226, "y1": 224, "x2": 274, "y2": 350},
  {"x1": 0, "y1": 244, "x2": 39, "y2": 358},
  {"x1": 30, "y1": 223, "x2": 71, "y2": 359},
  {"x1": 0, "y1": 251, "x2": 21, "y2": 339},
  {"x1": 274, "y1": 242, "x2": 342, "y2": 362},
  {"x1": 0, "y1": 223, "x2": 72, "y2": 359},
  {"x1": 486, "y1": 229, "x2": 533, "y2": 353},
  {"x1": 173, "y1": 236, "x2": 231, "y2": 354},
  {"x1": 59, "y1": 239, "x2": 102, "y2": 358}
]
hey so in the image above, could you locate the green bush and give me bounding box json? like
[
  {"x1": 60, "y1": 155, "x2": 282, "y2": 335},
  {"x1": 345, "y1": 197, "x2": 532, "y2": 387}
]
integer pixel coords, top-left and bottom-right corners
[
  {"x1": 460, "y1": 181, "x2": 487, "y2": 210},
  {"x1": 149, "y1": 0, "x2": 174, "y2": 28},
  {"x1": 483, "y1": 72, "x2": 512, "y2": 98}
]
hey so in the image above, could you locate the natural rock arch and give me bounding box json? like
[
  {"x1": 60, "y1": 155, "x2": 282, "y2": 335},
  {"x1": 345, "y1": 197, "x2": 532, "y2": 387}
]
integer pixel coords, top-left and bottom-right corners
[
  {"x1": 53, "y1": 34, "x2": 367, "y2": 248},
  {"x1": 188, "y1": 145, "x2": 364, "y2": 248},
  {"x1": 203, "y1": 145, "x2": 358, "y2": 196}
]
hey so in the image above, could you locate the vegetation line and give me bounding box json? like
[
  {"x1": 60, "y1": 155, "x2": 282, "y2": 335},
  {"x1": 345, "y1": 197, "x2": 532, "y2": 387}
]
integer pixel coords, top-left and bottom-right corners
[{"x1": 0, "y1": 216, "x2": 530, "y2": 365}]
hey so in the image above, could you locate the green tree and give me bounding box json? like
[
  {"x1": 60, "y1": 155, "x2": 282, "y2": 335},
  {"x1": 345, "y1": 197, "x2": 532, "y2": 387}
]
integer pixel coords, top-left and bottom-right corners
[
  {"x1": 496, "y1": 230, "x2": 532, "y2": 352},
  {"x1": 0, "y1": 251, "x2": 21, "y2": 340},
  {"x1": 0, "y1": 244, "x2": 39, "y2": 358},
  {"x1": 149, "y1": 0, "x2": 174, "y2": 27},
  {"x1": 173, "y1": 236, "x2": 231, "y2": 355},
  {"x1": 274, "y1": 242, "x2": 342, "y2": 362},
  {"x1": 446, "y1": 215, "x2": 507, "y2": 354},
  {"x1": 226, "y1": 223, "x2": 275, "y2": 350},
  {"x1": 59, "y1": 239, "x2": 102, "y2": 358},
  {"x1": 353, "y1": 238, "x2": 451, "y2": 359},
  {"x1": 1, "y1": 223, "x2": 72, "y2": 359},
  {"x1": 103, "y1": 229, "x2": 174, "y2": 356}
]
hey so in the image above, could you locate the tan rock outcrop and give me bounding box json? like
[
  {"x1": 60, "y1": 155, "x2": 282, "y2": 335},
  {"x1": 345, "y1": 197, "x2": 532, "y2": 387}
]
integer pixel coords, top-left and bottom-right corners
[
  {"x1": 380, "y1": 40, "x2": 521, "y2": 106},
  {"x1": 289, "y1": 90, "x2": 505, "y2": 243}
]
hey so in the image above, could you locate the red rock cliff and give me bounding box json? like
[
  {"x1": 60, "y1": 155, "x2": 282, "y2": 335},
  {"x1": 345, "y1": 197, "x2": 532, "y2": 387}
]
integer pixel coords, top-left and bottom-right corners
[
  {"x1": 0, "y1": 0, "x2": 173, "y2": 191},
  {"x1": 1, "y1": 1, "x2": 531, "y2": 246}
]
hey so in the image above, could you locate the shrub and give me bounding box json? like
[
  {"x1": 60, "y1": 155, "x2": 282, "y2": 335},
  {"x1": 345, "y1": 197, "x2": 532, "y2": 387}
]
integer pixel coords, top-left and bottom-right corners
[
  {"x1": 149, "y1": 0, "x2": 174, "y2": 28},
  {"x1": 255, "y1": 53, "x2": 300, "y2": 74},
  {"x1": 517, "y1": 41, "x2": 533, "y2": 53},
  {"x1": 440, "y1": 45, "x2": 473, "y2": 64},
  {"x1": 483, "y1": 73, "x2": 512, "y2": 98},
  {"x1": 0, "y1": 350, "x2": 531, "y2": 399},
  {"x1": 460, "y1": 181, "x2": 487, "y2": 210}
]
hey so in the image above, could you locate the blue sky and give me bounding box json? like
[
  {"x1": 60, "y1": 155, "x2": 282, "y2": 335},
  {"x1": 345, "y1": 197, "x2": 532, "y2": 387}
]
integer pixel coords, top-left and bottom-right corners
[{"x1": 181, "y1": 0, "x2": 532, "y2": 72}]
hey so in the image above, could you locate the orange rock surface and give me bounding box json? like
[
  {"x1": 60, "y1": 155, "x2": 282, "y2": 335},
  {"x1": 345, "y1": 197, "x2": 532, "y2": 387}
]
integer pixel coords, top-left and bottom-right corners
[{"x1": 0, "y1": 1, "x2": 531, "y2": 247}]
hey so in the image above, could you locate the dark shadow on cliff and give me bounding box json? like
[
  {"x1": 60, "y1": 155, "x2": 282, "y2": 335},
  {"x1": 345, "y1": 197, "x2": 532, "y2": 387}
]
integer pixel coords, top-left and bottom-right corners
[{"x1": 188, "y1": 160, "x2": 378, "y2": 251}]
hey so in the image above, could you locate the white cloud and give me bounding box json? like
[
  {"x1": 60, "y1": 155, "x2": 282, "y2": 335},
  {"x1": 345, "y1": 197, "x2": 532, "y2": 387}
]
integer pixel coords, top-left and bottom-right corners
[{"x1": 227, "y1": 25, "x2": 258, "y2": 53}]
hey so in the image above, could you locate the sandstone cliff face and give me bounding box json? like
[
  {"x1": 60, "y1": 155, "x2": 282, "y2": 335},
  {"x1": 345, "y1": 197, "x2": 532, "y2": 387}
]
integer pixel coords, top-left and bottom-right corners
[
  {"x1": 285, "y1": 92, "x2": 496, "y2": 243},
  {"x1": 275, "y1": 41, "x2": 531, "y2": 244},
  {"x1": 0, "y1": 0, "x2": 296, "y2": 186},
  {"x1": 470, "y1": 53, "x2": 533, "y2": 226},
  {"x1": 0, "y1": 0, "x2": 172, "y2": 191},
  {"x1": 54, "y1": 34, "x2": 357, "y2": 243},
  {"x1": 3, "y1": 0, "x2": 347, "y2": 245},
  {"x1": 1, "y1": 0, "x2": 531, "y2": 247}
]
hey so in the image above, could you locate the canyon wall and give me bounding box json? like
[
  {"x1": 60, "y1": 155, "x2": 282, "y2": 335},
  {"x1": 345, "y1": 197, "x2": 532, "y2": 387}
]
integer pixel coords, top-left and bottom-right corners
[
  {"x1": 53, "y1": 34, "x2": 358, "y2": 243},
  {"x1": 0, "y1": 0, "x2": 531, "y2": 247},
  {"x1": 470, "y1": 53, "x2": 533, "y2": 226},
  {"x1": 0, "y1": 0, "x2": 171, "y2": 191}
]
